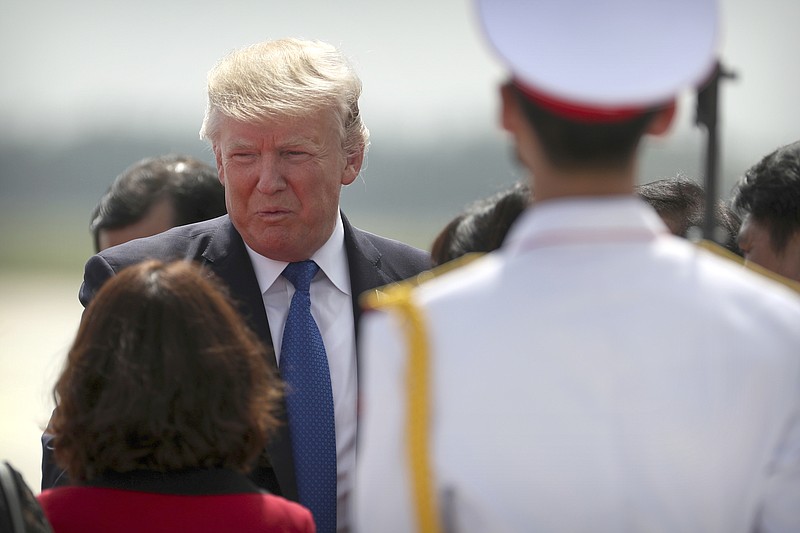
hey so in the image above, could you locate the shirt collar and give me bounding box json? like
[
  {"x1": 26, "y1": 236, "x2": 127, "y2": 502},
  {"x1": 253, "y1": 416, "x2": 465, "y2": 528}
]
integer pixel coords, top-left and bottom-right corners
[
  {"x1": 504, "y1": 195, "x2": 670, "y2": 254},
  {"x1": 245, "y1": 212, "x2": 350, "y2": 295}
]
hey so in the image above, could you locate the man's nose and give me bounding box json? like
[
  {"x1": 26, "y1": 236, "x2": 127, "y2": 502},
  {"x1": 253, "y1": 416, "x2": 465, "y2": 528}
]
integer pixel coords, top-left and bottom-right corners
[{"x1": 255, "y1": 155, "x2": 286, "y2": 193}]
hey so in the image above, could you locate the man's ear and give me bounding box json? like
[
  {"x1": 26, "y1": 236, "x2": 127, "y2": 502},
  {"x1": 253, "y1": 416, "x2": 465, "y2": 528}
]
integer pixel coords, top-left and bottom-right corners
[
  {"x1": 500, "y1": 83, "x2": 521, "y2": 134},
  {"x1": 647, "y1": 100, "x2": 677, "y2": 136},
  {"x1": 342, "y1": 145, "x2": 365, "y2": 186}
]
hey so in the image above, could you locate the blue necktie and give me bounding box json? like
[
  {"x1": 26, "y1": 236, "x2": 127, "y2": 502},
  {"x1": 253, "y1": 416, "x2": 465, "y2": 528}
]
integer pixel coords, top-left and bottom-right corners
[{"x1": 280, "y1": 260, "x2": 337, "y2": 533}]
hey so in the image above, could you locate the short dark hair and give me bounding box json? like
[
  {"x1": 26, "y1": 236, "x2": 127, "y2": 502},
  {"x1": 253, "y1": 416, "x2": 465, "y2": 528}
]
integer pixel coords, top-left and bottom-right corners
[
  {"x1": 51, "y1": 260, "x2": 280, "y2": 482},
  {"x1": 509, "y1": 84, "x2": 658, "y2": 170},
  {"x1": 431, "y1": 182, "x2": 531, "y2": 266},
  {"x1": 732, "y1": 140, "x2": 800, "y2": 253},
  {"x1": 636, "y1": 176, "x2": 741, "y2": 255},
  {"x1": 90, "y1": 154, "x2": 226, "y2": 252}
]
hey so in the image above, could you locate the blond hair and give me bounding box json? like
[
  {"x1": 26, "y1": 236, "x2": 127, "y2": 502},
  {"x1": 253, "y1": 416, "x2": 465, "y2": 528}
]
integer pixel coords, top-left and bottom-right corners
[{"x1": 200, "y1": 38, "x2": 369, "y2": 158}]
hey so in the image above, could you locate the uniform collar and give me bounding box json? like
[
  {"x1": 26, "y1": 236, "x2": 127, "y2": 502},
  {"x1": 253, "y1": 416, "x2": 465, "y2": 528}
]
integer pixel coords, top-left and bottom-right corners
[
  {"x1": 245, "y1": 212, "x2": 350, "y2": 295},
  {"x1": 504, "y1": 195, "x2": 670, "y2": 254}
]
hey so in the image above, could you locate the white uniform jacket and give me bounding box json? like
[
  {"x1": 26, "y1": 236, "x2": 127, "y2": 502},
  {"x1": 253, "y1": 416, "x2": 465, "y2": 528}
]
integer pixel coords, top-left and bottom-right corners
[{"x1": 354, "y1": 196, "x2": 800, "y2": 533}]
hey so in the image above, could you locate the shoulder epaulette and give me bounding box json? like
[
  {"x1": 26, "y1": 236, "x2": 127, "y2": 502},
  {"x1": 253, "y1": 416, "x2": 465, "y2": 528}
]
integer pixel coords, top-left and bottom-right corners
[
  {"x1": 695, "y1": 239, "x2": 800, "y2": 294},
  {"x1": 361, "y1": 252, "x2": 484, "y2": 312},
  {"x1": 359, "y1": 254, "x2": 483, "y2": 533}
]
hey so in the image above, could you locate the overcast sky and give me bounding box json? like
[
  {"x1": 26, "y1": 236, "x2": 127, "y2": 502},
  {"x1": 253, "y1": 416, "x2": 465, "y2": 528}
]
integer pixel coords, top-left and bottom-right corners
[{"x1": 1, "y1": 0, "x2": 798, "y2": 164}]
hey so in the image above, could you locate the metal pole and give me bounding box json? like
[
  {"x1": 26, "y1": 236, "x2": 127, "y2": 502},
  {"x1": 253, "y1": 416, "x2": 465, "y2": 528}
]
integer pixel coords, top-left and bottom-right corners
[{"x1": 695, "y1": 62, "x2": 736, "y2": 243}]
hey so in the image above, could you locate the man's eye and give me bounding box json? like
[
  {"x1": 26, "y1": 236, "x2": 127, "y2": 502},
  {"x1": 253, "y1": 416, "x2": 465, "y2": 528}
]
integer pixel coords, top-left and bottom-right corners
[
  {"x1": 231, "y1": 152, "x2": 256, "y2": 161},
  {"x1": 284, "y1": 150, "x2": 310, "y2": 158}
]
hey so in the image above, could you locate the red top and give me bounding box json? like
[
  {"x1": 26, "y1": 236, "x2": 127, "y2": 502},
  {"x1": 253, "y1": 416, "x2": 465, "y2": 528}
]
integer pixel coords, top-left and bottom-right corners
[{"x1": 37, "y1": 469, "x2": 315, "y2": 533}]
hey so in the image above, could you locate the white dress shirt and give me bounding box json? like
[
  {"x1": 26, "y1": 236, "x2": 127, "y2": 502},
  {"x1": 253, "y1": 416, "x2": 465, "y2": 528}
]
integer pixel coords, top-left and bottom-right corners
[
  {"x1": 354, "y1": 196, "x2": 800, "y2": 533},
  {"x1": 246, "y1": 214, "x2": 357, "y2": 533}
]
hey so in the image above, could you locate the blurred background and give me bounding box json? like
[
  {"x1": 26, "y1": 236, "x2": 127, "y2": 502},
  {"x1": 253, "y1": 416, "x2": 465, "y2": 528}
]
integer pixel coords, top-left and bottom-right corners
[{"x1": 2, "y1": 0, "x2": 798, "y2": 492}]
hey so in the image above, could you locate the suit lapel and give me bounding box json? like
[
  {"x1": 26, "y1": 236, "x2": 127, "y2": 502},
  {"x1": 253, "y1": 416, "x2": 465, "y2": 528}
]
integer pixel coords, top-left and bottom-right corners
[
  {"x1": 201, "y1": 218, "x2": 275, "y2": 353},
  {"x1": 341, "y1": 213, "x2": 391, "y2": 342}
]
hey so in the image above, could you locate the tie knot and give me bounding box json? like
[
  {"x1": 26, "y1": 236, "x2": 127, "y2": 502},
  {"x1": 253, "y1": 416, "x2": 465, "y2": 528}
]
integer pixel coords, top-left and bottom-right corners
[{"x1": 282, "y1": 260, "x2": 319, "y2": 292}]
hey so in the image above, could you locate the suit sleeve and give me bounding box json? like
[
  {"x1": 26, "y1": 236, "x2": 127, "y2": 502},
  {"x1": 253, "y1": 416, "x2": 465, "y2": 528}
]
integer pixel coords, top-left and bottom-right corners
[
  {"x1": 40, "y1": 424, "x2": 68, "y2": 490},
  {"x1": 79, "y1": 253, "x2": 118, "y2": 307}
]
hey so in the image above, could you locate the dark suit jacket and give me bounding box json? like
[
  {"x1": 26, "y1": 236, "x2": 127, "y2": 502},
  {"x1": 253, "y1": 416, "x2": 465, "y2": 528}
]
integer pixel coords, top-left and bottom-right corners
[{"x1": 42, "y1": 212, "x2": 431, "y2": 497}]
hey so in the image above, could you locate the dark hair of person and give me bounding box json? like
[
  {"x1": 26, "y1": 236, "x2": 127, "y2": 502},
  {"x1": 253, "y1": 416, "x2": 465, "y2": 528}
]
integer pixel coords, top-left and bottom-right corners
[
  {"x1": 431, "y1": 182, "x2": 531, "y2": 266},
  {"x1": 732, "y1": 140, "x2": 800, "y2": 253},
  {"x1": 89, "y1": 154, "x2": 226, "y2": 252},
  {"x1": 50, "y1": 260, "x2": 280, "y2": 482},
  {"x1": 509, "y1": 83, "x2": 658, "y2": 170},
  {"x1": 636, "y1": 176, "x2": 742, "y2": 255}
]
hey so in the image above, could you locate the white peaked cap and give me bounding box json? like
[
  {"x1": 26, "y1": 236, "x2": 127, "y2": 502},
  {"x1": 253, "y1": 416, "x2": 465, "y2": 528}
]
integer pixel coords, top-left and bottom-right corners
[{"x1": 477, "y1": 0, "x2": 719, "y2": 120}]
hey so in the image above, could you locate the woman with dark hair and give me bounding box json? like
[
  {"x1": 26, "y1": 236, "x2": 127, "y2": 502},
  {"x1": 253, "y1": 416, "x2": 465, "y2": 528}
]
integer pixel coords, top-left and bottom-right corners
[
  {"x1": 38, "y1": 260, "x2": 314, "y2": 533},
  {"x1": 430, "y1": 181, "x2": 531, "y2": 266}
]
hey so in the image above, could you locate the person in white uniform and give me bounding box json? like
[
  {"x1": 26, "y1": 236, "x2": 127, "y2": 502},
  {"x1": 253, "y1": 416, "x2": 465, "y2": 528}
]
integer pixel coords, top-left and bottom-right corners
[{"x1": 353, "y1": 1, "x2": 800, "y2": 532}]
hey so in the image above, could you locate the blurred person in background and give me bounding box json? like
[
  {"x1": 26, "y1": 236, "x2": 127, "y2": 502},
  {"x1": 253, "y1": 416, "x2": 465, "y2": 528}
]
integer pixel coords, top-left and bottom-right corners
[
  {"x1": 636, "y1": 176, "x2": 741, "y2": 255},
  {"x1": 732, "y1": 139, "x2": 800, "y2": 282},
  {"x1": 38, "y1": 260, "x2": 315, "y2": 533},
  {"x1": 430, "y1": 181, "x2": 530, "y2": 266},
  {"x1": 90, "y1": 154, "x2": 226, "y2": 252}
]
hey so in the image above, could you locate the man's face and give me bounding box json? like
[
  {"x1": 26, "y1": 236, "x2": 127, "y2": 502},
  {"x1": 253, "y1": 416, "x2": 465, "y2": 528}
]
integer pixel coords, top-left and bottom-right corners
[
  {"x1": 97, "y1": 197, "x2": 175, "y2": 251},
  {"x1": 738, "y1": 214, "x2": 800, "y2": 282},
  {"x1": 213, "y1": 110, "x2": 362, "y2": 262}
]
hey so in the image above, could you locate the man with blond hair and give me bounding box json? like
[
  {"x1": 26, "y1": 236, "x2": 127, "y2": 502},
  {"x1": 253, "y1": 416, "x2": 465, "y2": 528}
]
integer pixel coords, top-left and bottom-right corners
[{"x1": 43, "y1": 38, "x2": 430, "y2": 533}]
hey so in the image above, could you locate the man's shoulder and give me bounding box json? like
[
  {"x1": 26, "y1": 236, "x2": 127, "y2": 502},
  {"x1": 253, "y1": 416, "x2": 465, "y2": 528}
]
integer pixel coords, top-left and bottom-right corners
[
  {"x1": 80, "y1": 216, "x2": 235, "y2": 307},
  {"x1": 364, "y1": 252, "x2": 498, "y2": 317},
  {"x1": 346, "y1": 223, "x2": 431, "y2": 279},
  {"x1": 691, "y1": 242, "x2": 800, "y2": 312},
  {"x1": 357, "y1": 229, "x2": 428, "y2": 259},
  {"x1": 98, "y1": 216, "x2": 230, "y2": 265}
]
